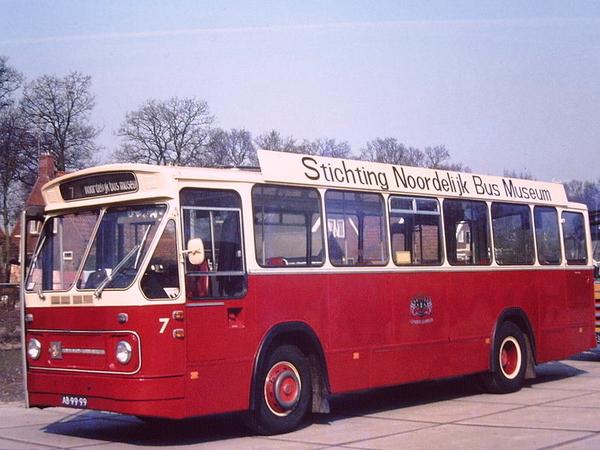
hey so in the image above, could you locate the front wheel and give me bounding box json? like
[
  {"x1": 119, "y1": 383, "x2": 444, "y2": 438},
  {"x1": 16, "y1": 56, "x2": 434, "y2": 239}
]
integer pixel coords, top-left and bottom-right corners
[
  {"x1": 481, "y1": 321, "x2": 527, "y2": 394},
  {"x1": 243, "y1": 345, "x2": 312, "y2": 435}
]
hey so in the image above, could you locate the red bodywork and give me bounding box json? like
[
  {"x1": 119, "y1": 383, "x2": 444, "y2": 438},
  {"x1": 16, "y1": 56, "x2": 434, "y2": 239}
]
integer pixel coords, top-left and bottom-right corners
[{"x1": 26, "y1": 268, "x2": 596, "y2": 418}]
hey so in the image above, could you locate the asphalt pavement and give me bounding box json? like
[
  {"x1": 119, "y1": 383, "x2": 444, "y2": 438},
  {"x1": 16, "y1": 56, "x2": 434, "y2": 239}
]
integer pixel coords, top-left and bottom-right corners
[{"x1": 2, "y1": 348, "x2": 600, "y2": 449}]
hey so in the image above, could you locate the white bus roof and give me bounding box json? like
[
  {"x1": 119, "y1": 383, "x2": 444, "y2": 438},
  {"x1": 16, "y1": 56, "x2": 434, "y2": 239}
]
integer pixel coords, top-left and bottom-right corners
[{"x1": 40, "y1": 150, "x2": 576, "y2": 210}]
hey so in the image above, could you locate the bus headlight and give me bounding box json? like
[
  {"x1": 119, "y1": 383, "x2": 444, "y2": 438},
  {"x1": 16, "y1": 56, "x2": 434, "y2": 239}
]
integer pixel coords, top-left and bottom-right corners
[
  {"x1": 115, "y1": 341, "x2": 132, "y2": 364},
  {"x1": 27, "y1": 338, "x2": 42, "y2": 360}
]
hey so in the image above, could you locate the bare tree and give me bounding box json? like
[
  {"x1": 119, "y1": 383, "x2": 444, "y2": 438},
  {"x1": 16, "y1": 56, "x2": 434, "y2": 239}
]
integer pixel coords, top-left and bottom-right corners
[
  {"x1": 0, "y1": 107, "x2": 37, "y2": 281},
  {"x1": 115, "y1": 97, "x2": 214, "y2": 166},
  {"x1": 423, "y1": 145, "x2": 450, "y2": 169},
  {"x1": 20, "y1": 71, "x2": 101, "y2": 171},
  {"x1": 361, "y1": 138, "x2": 471, "y2": 172},
  {"x1": 503, "y1": 169, "x2": 535, "y2": 180},
  {"x1": 360, "y1": 137, "x2": 418, "y2": 165},
  {"x1": 443, "y1": 162, "x2": 471, "y2": 173},
  {"x1": 1, "y1": 56, "x2": 24, "y2": 112},
  {"x1": 297, "y1": 138, "x2": 352, "y2": 158},
  {"x1": 206, "y1": 128, "x2": 256, "y2": 167},
  {"x1": 0, "y1": 57, "x2": 25, "y2": 281},
  {"x1": 564, "y1": 179, "x2": 600, "y2": 211},
  {"x1": 254, "y1": 130, "x2": 297, "y2": 153}
]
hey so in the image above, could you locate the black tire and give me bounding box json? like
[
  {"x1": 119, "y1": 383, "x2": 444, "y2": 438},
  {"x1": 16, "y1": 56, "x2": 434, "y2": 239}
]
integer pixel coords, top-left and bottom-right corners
[
  {"x1": 243, "y1": 345, "x2": 312, "y2": 435},
  {"x1": 481, "y1": 321, "x2": 527, "y2": 394}
]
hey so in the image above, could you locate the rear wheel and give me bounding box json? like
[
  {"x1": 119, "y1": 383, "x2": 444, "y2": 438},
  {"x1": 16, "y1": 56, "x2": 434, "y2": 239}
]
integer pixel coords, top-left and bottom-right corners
[
  {"x1": 482, "y1": 321, "x2": 527, "y2": 393},
  {"x1": 244, "y1": 345, "x2": 311, "y2": 435}
]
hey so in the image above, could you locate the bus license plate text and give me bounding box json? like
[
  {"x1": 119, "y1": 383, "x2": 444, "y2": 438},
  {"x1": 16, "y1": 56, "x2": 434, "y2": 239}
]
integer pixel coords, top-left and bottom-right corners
[{"x1": 61, "y1": 395, "x2": 88, "y2": 408}]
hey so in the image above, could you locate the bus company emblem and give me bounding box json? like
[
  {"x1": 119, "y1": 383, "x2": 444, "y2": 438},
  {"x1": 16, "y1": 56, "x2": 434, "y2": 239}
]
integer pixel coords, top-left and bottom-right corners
[
  {"x1": 410, "y1": 294, "x2": 433, "y2": 324},
  {"x1": 49, "y1": 341, "x2": 63, "y2": 359}
]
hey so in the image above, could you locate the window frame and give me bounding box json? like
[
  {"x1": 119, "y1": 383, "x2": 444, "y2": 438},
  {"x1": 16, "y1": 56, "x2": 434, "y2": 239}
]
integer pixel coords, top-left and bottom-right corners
[
  {"x1": 252, "y1": 184, "x2": 325, "y2": 268},
  {"x1": 533, "y1": 205, "x2": 562, "y2": 266},
  {"x1": 325, "y1": 189, "x2": 389, "y2": 267},
  {"x1": 561, "y1": 210, "x2": 588, "y2": 266},
  {"x1": 389, "y1": 195, "x2": 443, "y2": 266},
  {"x1": 180, "y1": 188, "x2": 246, "y2": 300},
  {"x1": 491, "y1": 202, "x2": 535, "y2": 266},
  {"x1": 442, "y1": 198, "x2": 492, "y2": 266}
]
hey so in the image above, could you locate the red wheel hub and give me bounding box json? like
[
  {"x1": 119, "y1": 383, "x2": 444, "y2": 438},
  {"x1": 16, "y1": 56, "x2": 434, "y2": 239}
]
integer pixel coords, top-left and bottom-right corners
[
  {"x1": 264, "y1": 362, "x2": 301, "y2": 416},
  {"x1": 499, "y1": 337, "x2": 520, "y2": 378}
]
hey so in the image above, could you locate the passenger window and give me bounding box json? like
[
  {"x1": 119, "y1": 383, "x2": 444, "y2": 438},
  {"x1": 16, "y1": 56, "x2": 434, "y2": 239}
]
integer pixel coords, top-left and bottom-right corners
[
  {"x1": 491, "y1": 203, "x2": 534, "y2": 265},
  {"x1": 141, "y1": 220, "x2": 180, "y2": 299},
  {"x1": 443, "y1": 199, "x2": 491, "y2": 265},
  {"x1": 389, "y1": 196, "x2": 442, "y2": 265},
  {"x1": 534, "y1": 206, "x2": 561, "y2": 265},
  {"x1": 252, "y1": 185, "x2": 323, "y2": 267},
  {"x1": 562, "y1": 211, "x2": 588, "y2": 265},
  {"x1": 325, "y1": 190, "x2": 388, "y2": 266},
  {"x1": 180, "y1": 188, "x2": 245, "y2": 299}
]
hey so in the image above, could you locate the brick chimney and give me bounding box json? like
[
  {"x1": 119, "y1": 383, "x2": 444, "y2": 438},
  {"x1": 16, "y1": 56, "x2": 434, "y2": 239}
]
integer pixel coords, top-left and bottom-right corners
[{"x1": 38, "y1": 153, "x2": 55, "y2": 183}]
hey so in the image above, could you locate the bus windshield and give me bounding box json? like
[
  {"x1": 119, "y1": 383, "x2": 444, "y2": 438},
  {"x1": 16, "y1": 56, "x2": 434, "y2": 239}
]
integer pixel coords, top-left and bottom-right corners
[{"x1": 25, "y1": 204, "x2": 167, "y2": 294}]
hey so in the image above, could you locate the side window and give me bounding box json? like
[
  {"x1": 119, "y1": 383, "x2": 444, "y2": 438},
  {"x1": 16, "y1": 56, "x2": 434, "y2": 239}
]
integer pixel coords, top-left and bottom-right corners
[
  {"x1": 443, "y1": 199, "x2": 491, "y2": 265},
  {"x1": 562, "y1": 211, "x2": 588, "y2": 265},
  {"x1": 325, "y1": 190, "x2": 388, "y2": 266},
  {"x1": 389, "y1": 196, "x2": 442, "y2": 265},
  {"x1": 534, "y1": 206, "x2": 561, "y2": 265},
  {"x1": 180, "y1": 188, "x2": 245, "y2": 299},
  {"x1": 141, "y1": 220, "x2": 180, "y2": 299},
  {"x1": 491, "y1": 203, "x2": 534, "y2": 265},
  {"x1": 252, "y1": 185, "x2": 323, "y2": 267}
]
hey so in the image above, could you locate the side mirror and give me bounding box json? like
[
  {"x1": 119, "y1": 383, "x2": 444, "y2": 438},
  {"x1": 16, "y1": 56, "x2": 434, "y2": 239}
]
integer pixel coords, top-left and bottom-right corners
[{"x1": 185, "y1": 238, "x2": 205, "y2": 265}]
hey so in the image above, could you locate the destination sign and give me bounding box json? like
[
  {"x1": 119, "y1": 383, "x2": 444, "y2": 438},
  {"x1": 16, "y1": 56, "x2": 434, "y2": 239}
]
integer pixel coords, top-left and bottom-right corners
[
  {"x1": 60, "y1": 172, "x2": 138, "y2": 201},
  {"x1": 257, "y1": 150, "x2": 569, "y2": 206}
]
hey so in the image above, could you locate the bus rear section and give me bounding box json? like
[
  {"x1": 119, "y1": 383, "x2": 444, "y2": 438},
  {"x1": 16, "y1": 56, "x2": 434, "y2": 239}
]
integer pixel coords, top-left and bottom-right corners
[
  {"x1": 596, "y1": 280, "x2": 600, "y2": 343},
  {"x1": 591, "y1": 209, "x2": 600, "y2": 343}
]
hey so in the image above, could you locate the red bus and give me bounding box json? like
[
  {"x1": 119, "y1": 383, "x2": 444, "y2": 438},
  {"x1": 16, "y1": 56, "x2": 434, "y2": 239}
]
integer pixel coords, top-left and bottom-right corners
[{"x1": 21, "y1": 150, "x2": 595, "y2": 434}]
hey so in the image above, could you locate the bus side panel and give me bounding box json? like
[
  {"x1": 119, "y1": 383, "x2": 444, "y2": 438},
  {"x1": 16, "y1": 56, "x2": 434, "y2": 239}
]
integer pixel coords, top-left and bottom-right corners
[
  {"x1": 566, "y1": 269, "x2": 596, "y2": 326},
  {"x1": 354, "y1": 270, "x2": 493, "y2": 389},
  {"x1": 184, "y1": 298, "x2": 255, "y2": 416},
  {"x1": 536, "y1": 268, "x2": 596, "y2": 363},
  {"x1": 247, "y1": 268, "x2": 594, "y2": 397},
  {"x1": 326, "y1": 273, "x2": 393, "y2": 392},
  {"x1": 596, "y1": 281, "x2": 600, "y2": 341},
  {"x1": 193, "y1": 267, "x2": 596, "y2": 413},
  {"x1": 184, "y1": 359, "x2": 254, "y2": 416}
]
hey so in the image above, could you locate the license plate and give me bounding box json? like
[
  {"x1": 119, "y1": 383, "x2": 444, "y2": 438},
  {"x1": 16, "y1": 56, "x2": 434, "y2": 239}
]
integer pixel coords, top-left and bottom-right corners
[{"x1": 61, "y1": 395, "x2": 88, "y2": 408}]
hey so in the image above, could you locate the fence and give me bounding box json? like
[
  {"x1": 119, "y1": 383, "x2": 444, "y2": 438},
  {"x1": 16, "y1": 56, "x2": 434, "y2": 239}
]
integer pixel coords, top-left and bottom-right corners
[{"x1": 0, "y1": 283, "x2": 19, "y2": 310}]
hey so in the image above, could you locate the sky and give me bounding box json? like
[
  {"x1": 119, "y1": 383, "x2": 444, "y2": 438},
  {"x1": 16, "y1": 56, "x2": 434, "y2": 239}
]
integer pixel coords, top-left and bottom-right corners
[{"x1": 1, "y1": 0, "x2": 600, "y2": 183}]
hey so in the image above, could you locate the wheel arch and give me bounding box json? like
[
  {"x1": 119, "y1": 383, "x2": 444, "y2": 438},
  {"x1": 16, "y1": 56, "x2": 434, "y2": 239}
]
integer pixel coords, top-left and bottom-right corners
[
  {"x1": 491, "y1": 307, "x2": 537, "y2": 378},
  {"x1": 249, "y1": 321, "x2": 330, "y2": 412}
]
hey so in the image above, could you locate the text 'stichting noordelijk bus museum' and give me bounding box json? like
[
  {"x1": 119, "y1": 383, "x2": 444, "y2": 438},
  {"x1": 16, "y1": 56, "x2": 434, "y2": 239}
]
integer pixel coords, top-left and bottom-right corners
[{"x1": 21, "y1": 150, "x2": 596, "y2": 435}]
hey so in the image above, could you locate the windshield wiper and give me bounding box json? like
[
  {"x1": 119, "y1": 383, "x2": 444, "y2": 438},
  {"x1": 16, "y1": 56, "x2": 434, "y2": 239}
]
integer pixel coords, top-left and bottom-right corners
[
  {"x1": 134, "y1": 225, "x2": 152, "y2": 269},
  {"x1": 94, "y1": 244, "x2": 141, "y2": 299},
  {"x1": 93, "y1": 225, "x2": 152, "y2": 299}
]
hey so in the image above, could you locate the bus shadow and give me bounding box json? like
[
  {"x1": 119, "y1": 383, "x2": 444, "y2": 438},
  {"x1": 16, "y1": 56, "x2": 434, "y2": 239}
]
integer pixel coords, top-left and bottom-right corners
[
  {"x1": 318, "y1": 358, "x2": 590, "y2": 424},
  {"x1": 41, "y1": 354, "x2": 592, "y2": 446},
  {"x1": 42, "y1": 411, "x2": 256, "y2": 446},
  {"x1": 567, "y1": 345, "x2": 600, "y2": 362}
]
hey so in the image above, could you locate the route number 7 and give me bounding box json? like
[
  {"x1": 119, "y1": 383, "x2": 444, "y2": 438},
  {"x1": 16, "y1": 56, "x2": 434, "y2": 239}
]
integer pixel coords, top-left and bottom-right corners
[{"x1": 159, "y1": 318, "x2": 170, "y2": 334}]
